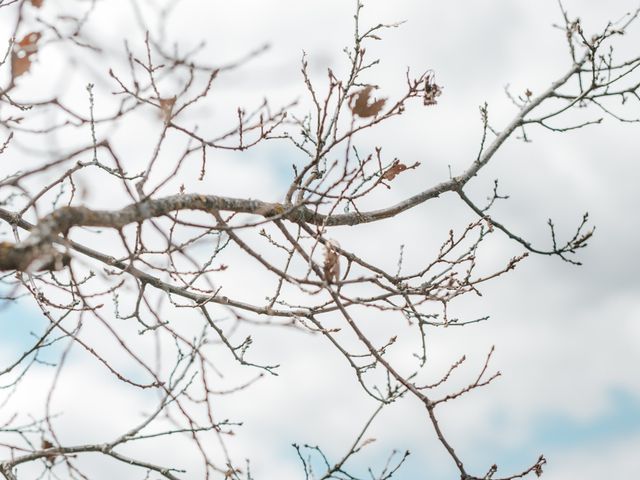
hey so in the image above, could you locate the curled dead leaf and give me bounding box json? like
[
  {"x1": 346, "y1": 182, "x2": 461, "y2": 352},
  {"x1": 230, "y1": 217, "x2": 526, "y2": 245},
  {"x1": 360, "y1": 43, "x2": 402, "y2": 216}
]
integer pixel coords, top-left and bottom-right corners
[
  {"x1": 31, "y1": 0, "x2": 44, "y2": 7},
  {"x1": 12, "y1": 32, "x2": 41, "y2": 80},
  {"x1": 350, "y1": 86, "x2": 386, "y2": 118},
  {"x1": 423, "y1": 73, "x2": 442, "y2": 106},
  {"x1": 382, "y1": 162, "x2": 407, "y2": 181},
  {"x1": 359, "y1": 437, "x2": 376, "y2": 448},
  {"x1": 11, "y1": 54, "x2": 32, "y2": 79},
  {"x1": 323, "y1": 240, "x2": 340, "y2": 283},
  {"x1": 41, "y1": 438, "x2": 57, "y2": 463},
  {"x1": 381, "y1": 160, "x2": 421, "y2": 183},
  {"x1": 159, "y1": 96, "x2": 176, "y2": 123}
]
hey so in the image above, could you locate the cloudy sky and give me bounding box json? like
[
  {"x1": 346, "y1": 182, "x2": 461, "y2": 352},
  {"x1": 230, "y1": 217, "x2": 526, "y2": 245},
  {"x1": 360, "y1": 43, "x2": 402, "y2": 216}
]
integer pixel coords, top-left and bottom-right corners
[{"x1": 1, "y1": 1, "x2": 639, "y2": 479}]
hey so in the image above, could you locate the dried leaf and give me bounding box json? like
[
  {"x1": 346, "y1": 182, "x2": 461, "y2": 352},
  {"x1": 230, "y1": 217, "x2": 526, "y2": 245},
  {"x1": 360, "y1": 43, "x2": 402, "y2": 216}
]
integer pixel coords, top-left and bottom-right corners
[
  {"x1": 359, "y1": 437, "x2": 376, "y2": 448},
  {"x1": 533, "y1": 455, "x2": 546, "y2": 478},
  {"x1": 31, "y1": 0, "x2": 44, "y2": 7},
  {"x1": 350, "y1": 86, "x2": 386, "y2": 118},
  {"x1": 323, "y1": 240, "x2": 340, "y2": 283},
  {"x1": 17, "y1": 32, "x2": 41, "y2": 52},
  {"x1": 382, "y1": 162, "x2": 407, "y2": 181},
  {"x1": 11, "y1": 53, "x2": 32, "y2": 79},
  {"x1": 423, "y1": 73, "x2": 442, "y2": 106},
  {"x1": 381, "y1": 160, "x2": 421, "y2": 182},
  {"x1": 41, "y1": 438, "x2": 57, "y2": 463},
  {"x1": 12, "y1": 32, "x2": 41, "y2": 80},
  {"x1": 159, "y1": 96, "x2": 176, "y2": 123}
]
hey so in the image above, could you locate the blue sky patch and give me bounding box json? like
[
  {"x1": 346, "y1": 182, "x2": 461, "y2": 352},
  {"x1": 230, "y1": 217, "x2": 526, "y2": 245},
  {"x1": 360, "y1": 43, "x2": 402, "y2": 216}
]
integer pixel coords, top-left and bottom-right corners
[{"x1": 463, "y1": 388, "x2": 640, "y2": 476}]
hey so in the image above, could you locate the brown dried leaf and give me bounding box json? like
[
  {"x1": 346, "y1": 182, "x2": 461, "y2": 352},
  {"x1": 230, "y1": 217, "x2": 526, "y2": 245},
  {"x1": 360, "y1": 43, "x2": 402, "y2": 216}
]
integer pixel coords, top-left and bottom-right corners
[
  {"x1": 31, "y1": 0, "x2": 44, "y2": 7},
  {"x1": 12, "y1": 32, "x2": 41, "y2": 80},
  {"x1": 159, "y1": 96, "x2": 176, "y2": 123},
  {"x1": 350, "y1": 86, "x2": 386, "y2": 118},
  {"x1": 323, "y1": 240, "x2": 340, "y2": 283},
  {"x1": 41, "y1": 438, "x2": 57, "y2": 463},
  {"x1": 17, "y1": 32, "x2": 41, "y2": 52},
  {"x1": 11, "y1": 53, "x2": 32, "y2": 79},
  {"x1": 382, "y1": 162, "x2": 407, "y2": 181},
  {"x1": 381, "y1": 160, "x2": 421, "y2": 182}
]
